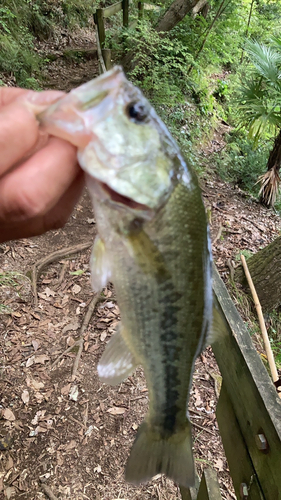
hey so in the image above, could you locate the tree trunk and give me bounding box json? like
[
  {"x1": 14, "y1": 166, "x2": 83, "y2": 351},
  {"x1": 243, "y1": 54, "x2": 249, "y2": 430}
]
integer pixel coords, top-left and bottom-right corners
[
  {"x1": 259, "y1": 129, "x2": 281, "y2": 207},
  {"x1": 155, "y1": 0, "x2": 198, "y2": 33},
  {"x1": 236, "y1": 236, "x2": 281, "y2": 311}
]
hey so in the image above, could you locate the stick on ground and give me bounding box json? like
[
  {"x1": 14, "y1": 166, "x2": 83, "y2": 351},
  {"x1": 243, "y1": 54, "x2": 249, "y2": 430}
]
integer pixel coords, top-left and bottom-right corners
[
  {"x1": 31, "y1": 242, "x2": 92, "y2": 307},
  {"x1": 40, "y1": 482, "x2": 59, "y2": 500},
  {"x1": 72, "y1": 293, "x2": 101, "y2": 379},
  {"x1": 241, "y1": 254, "x2": 281, "y2": 398}
]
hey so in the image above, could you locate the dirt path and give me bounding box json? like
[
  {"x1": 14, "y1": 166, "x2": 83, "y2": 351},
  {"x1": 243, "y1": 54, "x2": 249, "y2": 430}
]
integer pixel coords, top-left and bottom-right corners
[{"x1": 1, "y1": 27, "x2": 281, "y2": 500}]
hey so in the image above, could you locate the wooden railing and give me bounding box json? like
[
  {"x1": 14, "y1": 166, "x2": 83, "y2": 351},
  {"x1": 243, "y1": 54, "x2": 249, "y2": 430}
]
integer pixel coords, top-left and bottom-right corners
[
  {"x1": 180, "y1": 266, "x2": 281, "y2": 499},
  {"x1": 93, "y1": 4, "x2": 281, "y2": 497},
  {"x1": 94, "y1": 0, "x2": 152, "y2": 73}
]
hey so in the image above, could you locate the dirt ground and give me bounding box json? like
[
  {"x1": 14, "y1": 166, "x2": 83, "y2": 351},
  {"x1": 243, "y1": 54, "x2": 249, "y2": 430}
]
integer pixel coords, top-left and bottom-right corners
[{"x1": 1, "y1": 23, "x2": 281, "y2": 500}]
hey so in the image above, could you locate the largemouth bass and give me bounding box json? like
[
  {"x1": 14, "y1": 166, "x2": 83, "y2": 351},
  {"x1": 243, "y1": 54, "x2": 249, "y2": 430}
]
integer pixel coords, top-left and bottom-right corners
[{"x1": 38, "y1": 67, "x2": 217, "y2": 488}]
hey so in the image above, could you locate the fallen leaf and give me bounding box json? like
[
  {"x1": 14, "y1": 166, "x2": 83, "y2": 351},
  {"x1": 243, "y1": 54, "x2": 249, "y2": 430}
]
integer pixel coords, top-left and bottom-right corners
[
  {"x1": 64, "y1": 440, "x2": 77, "y2": 451},
  {"x1": 107, "y1": 407, "x2": 126, "y2": 415},
  {"x1": 2, "y1": 409, "x2": 15, "y2": 422},
  {"x1": 100, "y1": 331, "x2": 107, "y2": 342},
  {"x1": 5, "y1": 486, "x2": 15, "y2": 499},
  {"x1": 32, "y1": 340, "x2": 39, "y2": 351},
  {"x1": 44, "y1": 287, "x2": 56, "y2": 297},
  {"x1": 87, "y1": 218, "x2": 96, "y2": 224},
  {"x1": 72, "y1": 284, "x2": 81, "y2": 295},
  {"x1": 5, "y1": 455, "x2": 13, "y2": 471},
  {"x1": 34, "y1": 354, "x2": 49, "y2": 365},
  {"x1": 214, "y1": 458, "x2": 224, "y2": 471},
  {"x1": 69, "y1": 385, "x2": 79, "y2": 401},
  {"x1": 21, "y1": 390, "x2": 29, "y2": 405},
  {"x1": 26, "y1": 377, "x2": 44, "y2": 391},
  {"x1": 61, "y1": 383, "x2": 71, "y2": 395}
]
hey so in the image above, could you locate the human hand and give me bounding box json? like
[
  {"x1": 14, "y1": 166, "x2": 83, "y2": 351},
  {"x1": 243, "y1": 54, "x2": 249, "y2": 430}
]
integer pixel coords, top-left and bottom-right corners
[{"x1": 0, "y1": 87, "x2": 84, "y2": 243}]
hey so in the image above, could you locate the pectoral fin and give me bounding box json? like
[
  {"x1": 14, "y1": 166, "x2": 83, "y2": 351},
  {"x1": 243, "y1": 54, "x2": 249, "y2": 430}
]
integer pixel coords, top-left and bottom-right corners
[
  {"x1": 97, "y1": 325, "x2": 138, "y2": 385},
  {"x1": 90, "y1": 236, "x2": 111, "y2": 292}
]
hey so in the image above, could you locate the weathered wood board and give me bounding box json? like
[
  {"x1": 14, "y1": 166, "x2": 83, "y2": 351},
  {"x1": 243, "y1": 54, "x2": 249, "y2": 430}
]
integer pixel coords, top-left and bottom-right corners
[
  {"x1": 217, "y1": 382, "x2": 264, "y2": 499},
  {"x1": 197, "y1": 469, "x2": 222, "y2": 500},
  {"x1": 212, "y1": 265, "x2": 281, "y2": 500}
]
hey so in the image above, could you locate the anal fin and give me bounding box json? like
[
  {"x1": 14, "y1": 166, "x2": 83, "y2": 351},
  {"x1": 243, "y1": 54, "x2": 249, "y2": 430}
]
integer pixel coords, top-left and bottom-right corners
[
  {"x1": 97, "y1": 325, "x2": 137, "y2": 385},
  {"x1": 90, "y1": 235, "x2": 111, "y2": 292}
]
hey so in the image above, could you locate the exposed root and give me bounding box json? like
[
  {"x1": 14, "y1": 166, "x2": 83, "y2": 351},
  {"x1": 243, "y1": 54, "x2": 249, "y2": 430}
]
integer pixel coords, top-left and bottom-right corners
[
  {"x1": 257, "y1": 168, "x2": 280, "y2": 208},
  {"x1": 50, "y1": 293, "x2": 101, "y2": 376},
  {"x1": 31, "y1": 242, "x2": 92, "y2": 307},
  {"x1": 72, "y1": 293, "x2": 101, "y2": 379}
]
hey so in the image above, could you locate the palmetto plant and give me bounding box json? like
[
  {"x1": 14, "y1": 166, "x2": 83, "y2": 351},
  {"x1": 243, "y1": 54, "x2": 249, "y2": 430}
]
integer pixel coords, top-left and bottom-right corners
[{"x1": 237, "y1": 38, "x2": 281, "y2": 206}]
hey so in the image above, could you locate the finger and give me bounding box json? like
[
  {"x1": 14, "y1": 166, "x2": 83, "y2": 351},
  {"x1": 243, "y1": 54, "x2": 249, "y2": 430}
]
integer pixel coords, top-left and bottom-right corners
[
  {"x1": 0, "y1": 170, "x2": 85, "y2": 243},
  {"x1": 0, "y1": 90, "x2": 65, "y2": 176},
  {"x1": 0, "y1": 137, "x2": 80, "y2": 223},
  {"x1": 0, "y1": 88, "x2": 28, "y2": 106},
  {"x1": 0, "y1": 101, "x2": 39, "y2": 176}
]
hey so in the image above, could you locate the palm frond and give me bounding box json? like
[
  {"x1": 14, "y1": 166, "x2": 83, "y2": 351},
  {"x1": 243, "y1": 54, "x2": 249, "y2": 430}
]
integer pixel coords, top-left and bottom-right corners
[{"x1": 245, "y1": 40, "x2": 281, "y2": 90}]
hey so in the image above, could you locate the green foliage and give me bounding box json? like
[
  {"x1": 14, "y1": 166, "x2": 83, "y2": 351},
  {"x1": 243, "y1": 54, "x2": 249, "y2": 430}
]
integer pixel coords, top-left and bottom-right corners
[
  {"x1": 236, "y1": 38, "x2": 281, "y2": 144},
  {"x1": 120, "y1": 22, "x2": 196, "y2": 104},
  {"x1": 216, "y1": 131, "x2": 272, "y2": 193},
  {"x1": 0, "y1": 0, "x2": 97, "y2": 87}
]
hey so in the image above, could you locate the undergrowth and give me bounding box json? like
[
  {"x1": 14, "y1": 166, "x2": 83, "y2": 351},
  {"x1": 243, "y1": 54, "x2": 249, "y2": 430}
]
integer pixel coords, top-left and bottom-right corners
[{"x1": 0, "y1": 0, "x2": 97, "y2": 88}]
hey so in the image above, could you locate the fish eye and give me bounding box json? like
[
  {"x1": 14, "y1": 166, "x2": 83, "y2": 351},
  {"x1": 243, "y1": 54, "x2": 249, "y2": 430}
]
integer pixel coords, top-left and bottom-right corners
[{"x1": 126, "y1": 102, "x2": 148, "y2": 123}]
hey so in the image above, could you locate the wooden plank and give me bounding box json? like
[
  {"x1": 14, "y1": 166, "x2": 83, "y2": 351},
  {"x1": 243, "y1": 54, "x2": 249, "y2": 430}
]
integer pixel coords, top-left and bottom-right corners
[
  {"x1": 102, "y1": 49, "x2": 112, "y2": 70},
  {"x1": 95, "y1": 25, "x2": 106, "y2": 74},
  {"x1": 102, "y1": 1, "x2": 122, "y2": 18},
  {"x1": 94, "y1": 9, "x2": 105, "y2": 46},
  {"x1": 197, "y1": 469, "x2": 222, "y2": 500},
  {"x1": 122, "y1": 0, "x2": 129, "y2": 27},
  {"x1": 217, "y1": 382, "x2": 264, "y2": 499},
  {"x1": 212, "y1": 265, "x2": 281, "y2": 500}
]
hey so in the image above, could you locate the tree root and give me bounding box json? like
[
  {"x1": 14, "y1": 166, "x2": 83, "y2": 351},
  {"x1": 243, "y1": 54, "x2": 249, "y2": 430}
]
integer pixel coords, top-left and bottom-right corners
[
  {"x1": 50, "y1": 293, "x2": 101, "y2": 377},
  {"x1": 72, "y1": 293, "x2": 101, "y2": 380},
  {"x1": 31, "y1": 242, "x2": 92, "y2": 307}
]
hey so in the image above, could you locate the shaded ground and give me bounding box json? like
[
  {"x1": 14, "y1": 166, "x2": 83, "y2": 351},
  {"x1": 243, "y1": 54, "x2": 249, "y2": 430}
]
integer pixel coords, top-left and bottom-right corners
[{"x1": 1, "y1": 23, "x2": 281, "y2": 500}]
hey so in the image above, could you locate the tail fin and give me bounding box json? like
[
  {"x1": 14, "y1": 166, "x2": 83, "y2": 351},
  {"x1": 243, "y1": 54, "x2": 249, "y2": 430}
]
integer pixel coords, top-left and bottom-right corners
[{"x1": 125, "y1": 421, "x2": 195, "y2": 488}]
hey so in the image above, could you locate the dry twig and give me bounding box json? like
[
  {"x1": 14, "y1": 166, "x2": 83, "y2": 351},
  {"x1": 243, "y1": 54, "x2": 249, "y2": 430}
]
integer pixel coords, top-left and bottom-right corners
[
  {"x1": 241, "y1": 254, "x2": 281, "y2": 398},
  {"x1": 31, "y1": 242, "x2": 92, "y2": 306}
]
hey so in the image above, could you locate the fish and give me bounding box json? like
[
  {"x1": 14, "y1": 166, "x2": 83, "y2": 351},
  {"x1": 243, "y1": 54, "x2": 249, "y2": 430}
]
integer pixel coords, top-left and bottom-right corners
[{"x1": 38, "y1": 66, "x2": 219, "y2": 488}]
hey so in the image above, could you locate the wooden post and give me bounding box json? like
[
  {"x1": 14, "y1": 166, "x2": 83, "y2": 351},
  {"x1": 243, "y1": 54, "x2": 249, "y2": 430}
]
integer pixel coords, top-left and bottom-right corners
[
  {"x1": 216, "y1": 382, "x2": 264, "y2": 499},
  {"x1": 122, "y1": 0, "x2": 129, "y2": 27},
  {"x1": 138, "y1": 0, "x2": 144, "y2": 19},
  {"x1": 197, "y1": 469, "x2": 222, "y2": 500},
  {"x1": 94, "y1": 9, "x2": 105, "y2": 47},
  {"x1": 102, "y1": 49, "x2": 112, "y2": 70}
]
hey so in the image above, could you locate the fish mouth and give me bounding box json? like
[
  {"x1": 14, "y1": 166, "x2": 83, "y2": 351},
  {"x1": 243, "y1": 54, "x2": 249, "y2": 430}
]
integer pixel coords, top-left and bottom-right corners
[{"x1": 99, "y1": 181, "x2": 151, "y2": 211}]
